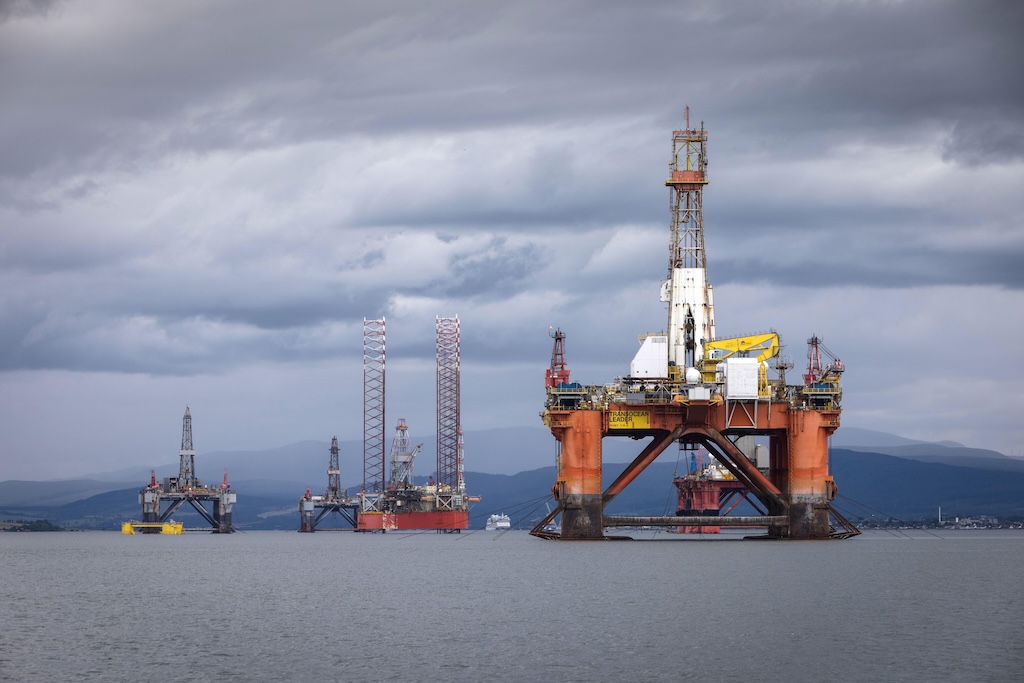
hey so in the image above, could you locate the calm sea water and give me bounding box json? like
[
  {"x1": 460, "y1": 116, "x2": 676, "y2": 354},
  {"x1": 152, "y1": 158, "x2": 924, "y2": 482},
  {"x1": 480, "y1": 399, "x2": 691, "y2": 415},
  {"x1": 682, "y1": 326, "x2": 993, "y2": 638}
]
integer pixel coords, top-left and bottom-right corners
[{"x1": 1, "y1": 529, "x2": 1021, "y2": 682}]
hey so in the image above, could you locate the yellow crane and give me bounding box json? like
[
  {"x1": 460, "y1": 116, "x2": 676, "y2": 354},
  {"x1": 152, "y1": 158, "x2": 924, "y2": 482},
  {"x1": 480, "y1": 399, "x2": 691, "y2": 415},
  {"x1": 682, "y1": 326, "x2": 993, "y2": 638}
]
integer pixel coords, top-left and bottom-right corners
[{"x1": 700, "y1": 332, "x2": 780, "y2": 396}]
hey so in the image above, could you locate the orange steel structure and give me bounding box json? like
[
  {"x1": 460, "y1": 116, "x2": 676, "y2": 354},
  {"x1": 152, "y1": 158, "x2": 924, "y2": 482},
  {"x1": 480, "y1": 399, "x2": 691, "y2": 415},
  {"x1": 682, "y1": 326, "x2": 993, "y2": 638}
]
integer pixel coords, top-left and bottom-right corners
[
  {"x1": 533, "y1": 398, "x2": 855, "y2": 539},
  {"x1": 673, "y1": 449, "x2": 764, "y2": 534},
  {"x1": 674, "y1": 477, "x2": 750, "y2": 534},
  {"x1": 532, "y1": 111, "x2": 858, "y2": 541}
]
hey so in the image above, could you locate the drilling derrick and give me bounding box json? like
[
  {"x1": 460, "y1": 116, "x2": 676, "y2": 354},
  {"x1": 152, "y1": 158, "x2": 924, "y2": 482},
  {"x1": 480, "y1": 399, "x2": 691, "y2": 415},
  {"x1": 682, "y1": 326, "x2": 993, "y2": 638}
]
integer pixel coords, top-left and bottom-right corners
[
  {"x1": 327, "y1": 436, "x2": 342, "y2": 499},
  {"x1": 664, "y1": 106, "x2": 715, "y2": 373},
  {"x1": 361, "y1": 317, "x2": 386, "y2": 513},
  {"x1": 129, "y1": 406, "x2": 236, "y2": 534},
  {"x1": 534, "y1": 110, "x2": 858, "y2": 542},
  {"x1": 178, "y1": 406, "x2": 197, "y2": 489},
  {"x1": 388, "y1": 418, "x2": 421, "y2": 489}
]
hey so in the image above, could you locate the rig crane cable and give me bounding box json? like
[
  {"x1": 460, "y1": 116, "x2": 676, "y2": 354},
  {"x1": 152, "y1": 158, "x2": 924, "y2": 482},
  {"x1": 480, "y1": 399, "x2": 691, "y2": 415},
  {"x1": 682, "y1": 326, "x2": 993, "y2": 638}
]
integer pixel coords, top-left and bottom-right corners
[
  {"x1": 496, "y1": 494, "x2": 563, "y2": 541},
  {"x1": 830, "y1": 499, "x2": 914, "y2": 539},
  {"x1": 833, "y1": 494, "x2": 945, "y2": 540},
  {"x1": 649, "y1": 445, "x2": 687, "y2": 538},
  {"x1": 665, "y1": 444, "x2": 684, "y2": 516},
  {"x1": 452, "y1": 494, "x2": 557, "y2": 541}
]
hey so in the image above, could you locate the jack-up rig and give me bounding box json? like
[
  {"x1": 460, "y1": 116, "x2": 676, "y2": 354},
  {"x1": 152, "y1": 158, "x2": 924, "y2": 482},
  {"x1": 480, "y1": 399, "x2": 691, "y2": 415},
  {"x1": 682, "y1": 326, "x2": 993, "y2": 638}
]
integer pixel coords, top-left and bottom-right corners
[
  {"x1": 131, "y1": 406, "x2": 236, "y2": 534},
  {"x1": 298, "y1": 436, "x2": 359, "y2": 532},
  {"x1": 355, "y1": 315, "x2": 478, "y2": 531},
  {"x1": 533, "y1": 109, "x2": 858, "y2": 541}
]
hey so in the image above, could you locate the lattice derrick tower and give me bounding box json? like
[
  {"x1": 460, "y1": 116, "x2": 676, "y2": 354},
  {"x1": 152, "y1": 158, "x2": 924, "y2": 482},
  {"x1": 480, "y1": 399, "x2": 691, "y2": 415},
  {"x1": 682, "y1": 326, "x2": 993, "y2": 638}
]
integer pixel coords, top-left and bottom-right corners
[
  {"x1": 327, "y1": 436, "x2": 341, "y2": 499},
  {"x1": 388, "y1": 418, "x2": 419, "y2": 488},
  {"x1": 363, "y1": 318, "x2": 386, "y2": 494},
  {"x1": 668, "y1": 106, "x2": 708, "y2": 272},
  {"x1": 178, "y1": 405, "x2": 197, "y2": 489},
  {"x1": 435, "y1": 316, "x2": 461, "y2": 492},
  {"x1": 665, "y1": 106, "x2": 715, "y2": 370}
]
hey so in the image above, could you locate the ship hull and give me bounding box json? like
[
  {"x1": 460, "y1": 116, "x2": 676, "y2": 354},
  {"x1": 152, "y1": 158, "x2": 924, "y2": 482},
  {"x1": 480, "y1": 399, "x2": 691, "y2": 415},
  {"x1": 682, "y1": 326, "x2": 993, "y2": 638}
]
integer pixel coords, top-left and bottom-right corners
[{"x1": 357, "y1": 510, "x2": 468, "y2": 531}]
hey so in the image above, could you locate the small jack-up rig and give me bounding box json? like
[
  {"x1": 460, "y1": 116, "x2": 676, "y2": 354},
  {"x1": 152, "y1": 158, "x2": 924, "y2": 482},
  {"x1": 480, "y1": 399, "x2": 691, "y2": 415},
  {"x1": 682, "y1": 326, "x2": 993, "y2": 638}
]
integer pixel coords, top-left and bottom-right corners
[{"x1": 533, "y1": 109, "x2": 858, "y2": 541}]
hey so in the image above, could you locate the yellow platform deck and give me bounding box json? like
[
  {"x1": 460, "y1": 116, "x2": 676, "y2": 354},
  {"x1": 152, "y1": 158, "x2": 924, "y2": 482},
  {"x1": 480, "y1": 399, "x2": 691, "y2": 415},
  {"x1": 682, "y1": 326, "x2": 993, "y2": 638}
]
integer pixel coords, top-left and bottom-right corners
[{"x1": 121, "y1": 521, "x2": 184, "y2": 535}]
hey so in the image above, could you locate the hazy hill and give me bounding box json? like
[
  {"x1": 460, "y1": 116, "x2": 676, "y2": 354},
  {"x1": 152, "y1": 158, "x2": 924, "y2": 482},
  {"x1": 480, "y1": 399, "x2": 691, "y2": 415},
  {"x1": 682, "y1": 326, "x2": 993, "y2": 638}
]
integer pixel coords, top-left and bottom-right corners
[
  {"x1": 8, "y1": 446, "x2": 1022, "y2": 531},
  {"x1": 69, "y1": 427, "x2": 649, "y2": 498},
  {"x1": 837, "y1": 442, "x2": 1024, "y2": 473},
  {"x1": 83, "y1": 425, "x2": 1022, "y2": 493},
  {"x1": 830, "y1": 427, "x2": 944, "y2": 449},
  {"x1": 3, "y1": 426, "x2": 1022, "y2": 529},
  {"x1": 830, "y1": 449, "x2": 1024, "y2": 519},
  {"x1": 0, "y1": 479, "x2": 137, "y2": 507}
]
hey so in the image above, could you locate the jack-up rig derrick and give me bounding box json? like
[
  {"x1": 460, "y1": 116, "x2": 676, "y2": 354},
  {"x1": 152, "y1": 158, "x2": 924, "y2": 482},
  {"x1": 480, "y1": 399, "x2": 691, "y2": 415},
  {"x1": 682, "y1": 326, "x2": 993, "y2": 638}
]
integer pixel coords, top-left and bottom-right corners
[
  {"x1": 137, "y1": 406, "x2": 236, "y2": 533},
  {"x1": 360, "y1": 317, "x2": 387, "y2": 516},
  {"x1": 532, "y1": 109, "x2": 858, "y2": 541},
  {"x1": 356, "y1": 315, "x2": 477, "y2": 531},
  {"x1": 298, "y1": 436, "x2": 359, "y2": 532},
  {"x1": 388, "y1": 418, "x2": 421, "y2": 490}
]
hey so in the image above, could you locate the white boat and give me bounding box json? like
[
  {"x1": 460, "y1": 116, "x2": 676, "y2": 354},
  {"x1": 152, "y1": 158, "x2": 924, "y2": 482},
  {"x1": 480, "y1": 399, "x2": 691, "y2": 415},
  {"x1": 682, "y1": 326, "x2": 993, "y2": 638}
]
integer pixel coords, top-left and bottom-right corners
[{"x1": 485, "y1": 513, "x2": 511, "y2": 531}]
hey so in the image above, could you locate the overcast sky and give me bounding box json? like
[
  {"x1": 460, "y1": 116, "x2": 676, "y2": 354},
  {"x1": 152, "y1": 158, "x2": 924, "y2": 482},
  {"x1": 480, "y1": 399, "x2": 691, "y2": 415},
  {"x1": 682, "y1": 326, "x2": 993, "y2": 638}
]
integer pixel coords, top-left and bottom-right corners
[{"x1": 2, "y1": 0, "x2": 1022, "y2": 481}]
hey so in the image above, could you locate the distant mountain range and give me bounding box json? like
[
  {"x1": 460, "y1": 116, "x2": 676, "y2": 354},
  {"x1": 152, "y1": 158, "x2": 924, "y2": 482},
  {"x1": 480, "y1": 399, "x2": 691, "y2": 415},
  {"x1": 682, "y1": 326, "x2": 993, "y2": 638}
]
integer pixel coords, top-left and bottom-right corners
[{"x1": 2, "y1": 426, "x2": 1022, "y2": 530}]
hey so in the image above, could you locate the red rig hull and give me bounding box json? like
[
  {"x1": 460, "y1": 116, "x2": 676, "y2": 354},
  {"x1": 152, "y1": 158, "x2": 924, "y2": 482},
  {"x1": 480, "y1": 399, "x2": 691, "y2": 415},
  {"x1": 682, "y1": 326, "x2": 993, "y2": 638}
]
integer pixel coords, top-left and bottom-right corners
[{"x1": 357, "y1": 510, "x2": 469, "y2": 531}]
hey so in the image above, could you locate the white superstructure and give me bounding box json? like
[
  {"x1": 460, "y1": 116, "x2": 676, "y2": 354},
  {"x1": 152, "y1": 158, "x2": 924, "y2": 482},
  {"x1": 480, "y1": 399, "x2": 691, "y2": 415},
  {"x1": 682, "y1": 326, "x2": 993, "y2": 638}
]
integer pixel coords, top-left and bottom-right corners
[{"x1": 485, "y1": 513, "x2": 511, "y2": 531}]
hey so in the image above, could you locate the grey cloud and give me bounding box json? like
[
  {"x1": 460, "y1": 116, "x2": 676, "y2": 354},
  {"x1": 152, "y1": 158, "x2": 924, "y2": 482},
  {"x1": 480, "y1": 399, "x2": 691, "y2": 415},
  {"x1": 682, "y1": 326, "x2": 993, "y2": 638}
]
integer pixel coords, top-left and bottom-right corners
[
  {"x1": 2, "y1": 0, "x2": 1023, "y2": 476},
  {"x1": 436, "y1": 237, "x2": 546, "y2": 299},
  {"x1": 0, "y1": 0, "x2": 61, "y2": 22},
  {"x1": 6, "y1": 1, "x2": 1021, "y2": 189},
  {"x1": 943, "y1": 116, "x2": 1024, "y2": 167},
  {"x1": 0, "y1": 307, "x2": 361, "y2": 375},
  {"x1": 715, "y1": 246, "x2": 1024, "y2": 290}
]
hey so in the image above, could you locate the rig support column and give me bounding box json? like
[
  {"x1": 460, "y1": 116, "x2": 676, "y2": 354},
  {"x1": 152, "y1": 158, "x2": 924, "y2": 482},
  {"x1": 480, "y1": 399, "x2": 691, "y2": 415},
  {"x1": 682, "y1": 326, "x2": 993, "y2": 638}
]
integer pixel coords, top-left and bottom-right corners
[
  {"x1": 213, "y1": 490, "x2": 235, "y2": 534},
  {"x1": 552, "y1": 410, "x2": 604, "y2": 539},
  {"x1": 775, "y1": 409, "x2": 838, "y2": 538},
  {"x1": 299, "y1": 495, "x2": 315, "y2": 532},
  {"x1": 141, "y1": 490, "x2": 160, "y2": 524}
]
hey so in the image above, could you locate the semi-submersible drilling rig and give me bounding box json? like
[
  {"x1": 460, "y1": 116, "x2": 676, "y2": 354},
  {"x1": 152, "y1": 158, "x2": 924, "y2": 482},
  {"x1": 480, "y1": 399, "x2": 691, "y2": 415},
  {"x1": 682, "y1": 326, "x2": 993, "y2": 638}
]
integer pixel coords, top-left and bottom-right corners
[
  {"x1": 135, "y1": 406, "x2": 236, "y2": 533},
  {"x1": 533, "y1": 110, "x2": 859, "y2": 541}
]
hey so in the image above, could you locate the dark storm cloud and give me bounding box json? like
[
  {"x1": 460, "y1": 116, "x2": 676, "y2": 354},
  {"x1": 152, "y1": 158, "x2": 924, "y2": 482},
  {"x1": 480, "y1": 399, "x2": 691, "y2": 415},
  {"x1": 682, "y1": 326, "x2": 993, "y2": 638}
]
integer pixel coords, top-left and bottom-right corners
[
  {"x1": 435, "y1": 237, "x2": 546, "y2": 299},
  {"x1": 2, "y1": 1, "x2": 1023, "y2": 478},
  {"x1": 716, "y1": 246, "x2": 1024, "y2": 290},
  {"x1": 4, "y1": 1, "x2": 1020, "y2": 189},
  {"x1": 0, "y1": 0, "x2": 60, "y2": 22},
  {"x1": 1, "y1": 2, "x2": 1021, "y2": 370},
  {"x1": 0, "y1": 306, "x2": 362, "y2": 375},
  {"x1": 0, "y1": 263, "x2": 393, "y2": 373},
  {"x1": 943, "y1": 116, "x2": 1024, "y2": 167}
]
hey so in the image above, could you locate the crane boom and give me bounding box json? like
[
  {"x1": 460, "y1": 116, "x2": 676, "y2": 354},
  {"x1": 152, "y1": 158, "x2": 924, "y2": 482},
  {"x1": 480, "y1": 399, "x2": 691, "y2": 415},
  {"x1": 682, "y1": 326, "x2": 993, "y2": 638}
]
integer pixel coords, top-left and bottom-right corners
[
  {"x1": 699, "y1": 332, "x2": 781, "y2": 395},
  {"x1": 704, "y1": 332, "x2": 780, "y2": 363}
]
